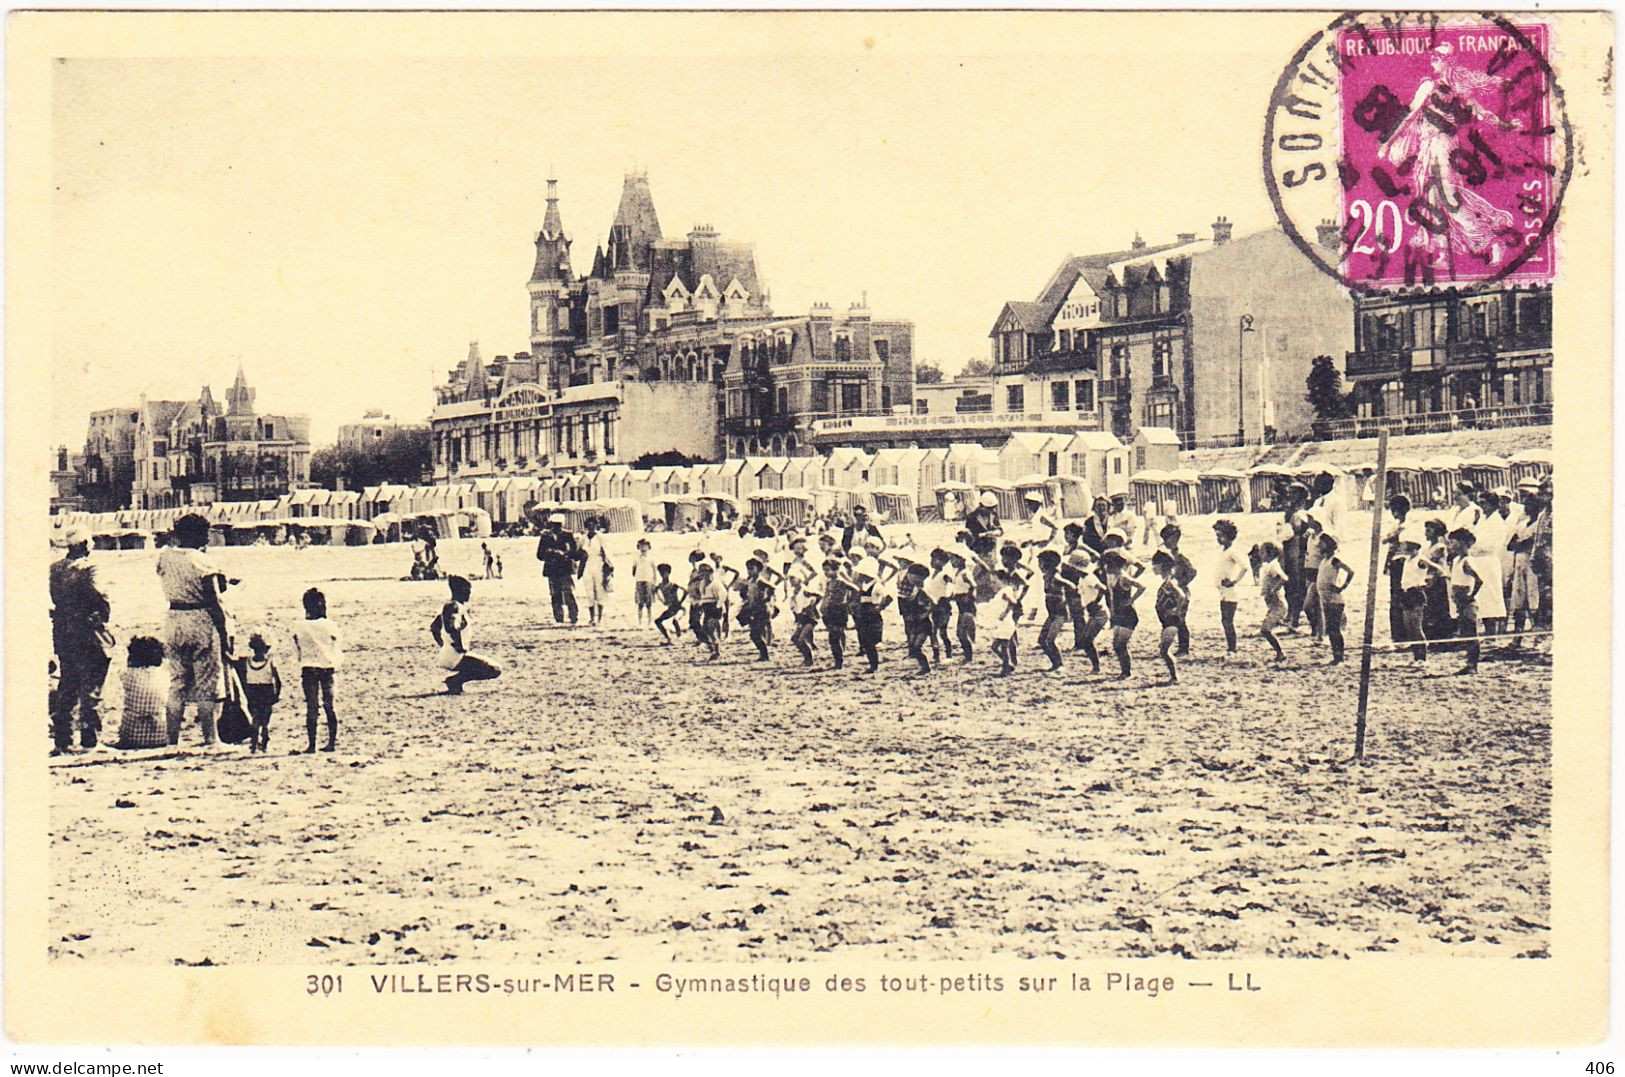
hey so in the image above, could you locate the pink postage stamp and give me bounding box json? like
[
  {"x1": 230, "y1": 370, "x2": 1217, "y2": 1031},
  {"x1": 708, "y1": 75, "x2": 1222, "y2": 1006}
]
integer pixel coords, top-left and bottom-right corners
[{"x1": 1266, "y1": 13, "x2": 1571, "y2": 292}]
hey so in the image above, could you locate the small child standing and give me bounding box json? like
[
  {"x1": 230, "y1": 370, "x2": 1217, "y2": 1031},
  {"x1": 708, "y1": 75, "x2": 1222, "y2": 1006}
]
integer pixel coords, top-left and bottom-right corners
[
  {"x1": 1066, "y1": 551, "x2": 1109, "y2": 673},
  {"x1": 1314, "y1": 533, "x2": 1355, "y2": 664},
  {"x1": 115, "y1": 636, "x2": 170, "y2": 751},
  {"x1": 1212, "y1": 519, "x2": 1247, "y2": 654},
  {"x1": 631, "y1": 539, "x2": 657, "y2": 627},
  {"x1": 653, "y1": 564, "x2": 687, "y2": 644},
  {"x1": 292, "y1": 587, "x2": 342, "y2": 753},
  {"x1": 1256, "y1": 542, "x2": 1289, "y2": 662},
  {"x1": 790, "y1": 563, "x2": 823, "y2": 666},
  {"x1": 242, "y1": 631, "x2": 282, "y2": 753},
  {"x1": 481, "y1": 542, "x2": 496, "y2": 580},
  {"x1": 946, "y1": 550, "x2": 977, "y2": 663},
  {"x1": 691, "y1": 563, "x2": 724, "y2": 662},
  {"x1": 925, "y1": 548, "x2": 954, "y2": 663},
  {"x1": 1448, "y1": 528, "x2": 1484, "y2": 675},
  {"x1": 1150, "y1": 550, "x2": 1188, "y2": 684},
  {"x1": 852, "y1": 557, "x2": 893, "y2": 674},
  {"x1": 821, "y1": 558, "x2": 855, "y2": 670}
]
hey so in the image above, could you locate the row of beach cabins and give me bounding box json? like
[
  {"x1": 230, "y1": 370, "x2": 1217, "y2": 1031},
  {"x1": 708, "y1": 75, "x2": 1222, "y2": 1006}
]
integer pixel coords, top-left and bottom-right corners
[{"x1": 52, "y1": 433, "x2": 1554, "y2": 549}]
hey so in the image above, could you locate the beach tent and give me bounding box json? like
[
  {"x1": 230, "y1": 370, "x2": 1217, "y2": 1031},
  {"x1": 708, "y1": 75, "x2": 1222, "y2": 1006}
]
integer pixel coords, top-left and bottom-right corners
[
  {"x1": 866, "y1": 485, "x2": 918, "y2": 525},
  {"x1": 976, "y1": 477, "x2": 1025, "y2": 521},
  {"x1": 698, "y1": 492, "x2": 741, "y2": 528},
  {"x1": 1421, "y1": 454, "x2": 1467, "y2": 507},
  {"x1": 1161, "y1": 468, "x2": 1202, "y2": 516},
  {"x1": 1129, "y1": 469, "x2": 1170, "y2": 514},
  {"x1": 1246, "y1": 464, "x2": 1295, "y2": 512},
  {"x1": 1379, "y1": 457, "x2": 1428, "y2": 506},
  {"x1": 1508, "y1": 447, "x2": 1553, "y2": 483},
  {"x1": 916, "y1": 448, "x2": 949, "y2": 509},
  {"x1": 596, "y1": 498, "x2": 643, "y2": 533},
  {"x1": 999, "y1": 431, "x2": 1067, "y2": 481},
  {"x1": 1462, "y1": 454, "x2": 1512, "y2": 492},
  {"x1": 1198, "y1": 467, "x2": 1249, "y2": 514},
  {"x1": 745, "y1": 489, "x2": 815, "y2": 529},
  {"x1": 597, "y1": 464, "x2": 631, "y2": 501},
  {"x1": 652, "y1": 494, "x2": 706, "y2": 532},
  {"x1": 1043, "y1": 474, "x2": 1092, "y2": 518},
  {"x1": 933, "y1": 480, "x2": 974, "y2": 522}
]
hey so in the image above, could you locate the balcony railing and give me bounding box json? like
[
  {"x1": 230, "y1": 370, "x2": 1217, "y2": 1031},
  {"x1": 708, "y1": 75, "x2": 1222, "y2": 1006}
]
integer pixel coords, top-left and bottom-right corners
[
  {"x1": 1310, "y1": 403, "x2": 1552, "y2": 441},
  {"x1": 1345, "y1": 349, "x2": 1412, "y2": 377}
]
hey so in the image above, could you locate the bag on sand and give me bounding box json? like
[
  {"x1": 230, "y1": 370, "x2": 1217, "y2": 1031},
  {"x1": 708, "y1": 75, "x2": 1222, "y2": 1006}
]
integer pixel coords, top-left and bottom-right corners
[{"x1": 215, "y1": 664, "x2": 253, "y2": 745}]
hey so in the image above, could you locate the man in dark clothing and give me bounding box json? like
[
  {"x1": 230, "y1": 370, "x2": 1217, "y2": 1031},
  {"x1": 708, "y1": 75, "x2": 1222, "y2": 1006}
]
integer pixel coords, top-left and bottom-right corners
[
  {"x1": 535, "y1": 514, "x2": 582, "y2": 624},
  {"x1": 49, "y1": 527, "x2": 112, "y2": 754},
  {"x1": 841, "y1": 504, "x2": 884, "y2": 552},
  {"x1": 965, "y1": 492, "x2": 1002, "y2": 543}
]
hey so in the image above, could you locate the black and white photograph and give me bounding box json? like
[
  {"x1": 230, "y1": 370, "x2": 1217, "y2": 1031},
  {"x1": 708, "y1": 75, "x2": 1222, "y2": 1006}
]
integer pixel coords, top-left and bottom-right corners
[{"x1": 8, "y1": 6, "x2": 1612, "y2": 1049}]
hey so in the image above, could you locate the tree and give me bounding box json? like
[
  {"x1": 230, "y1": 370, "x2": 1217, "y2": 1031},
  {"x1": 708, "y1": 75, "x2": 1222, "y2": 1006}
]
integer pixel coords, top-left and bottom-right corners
[
  {"x1": 309, "y1": 427, "x2": 431, "y2": 491},
  {"x1": 960, "y1": 358, "x2": 993, "y2": 378},
  {"x1": 914, "y1": 361, "x2": 945, "y2": 385},
  {"x1": 630, "y1": 449, "x2": 701, "y2": 469},
  {"x1": 1305, "y1": 355, "x2": 1354, "y2": 421}
]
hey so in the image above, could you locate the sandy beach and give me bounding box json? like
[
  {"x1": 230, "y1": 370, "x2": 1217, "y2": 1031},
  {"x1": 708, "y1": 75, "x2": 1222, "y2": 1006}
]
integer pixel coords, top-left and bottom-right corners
[{"x1": 48, "y1": 515, "x2": 1552, "y2": 965}]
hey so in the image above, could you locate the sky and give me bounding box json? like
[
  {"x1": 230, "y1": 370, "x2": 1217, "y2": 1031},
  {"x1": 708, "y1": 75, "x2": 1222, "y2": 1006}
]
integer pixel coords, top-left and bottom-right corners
[{"x1": 49, "y1": 13, "x2": 1320, "y2": 447}]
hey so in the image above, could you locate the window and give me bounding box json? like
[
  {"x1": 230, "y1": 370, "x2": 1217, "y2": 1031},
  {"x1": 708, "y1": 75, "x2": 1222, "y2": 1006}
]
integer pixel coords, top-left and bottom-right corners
[
  {"x1": 1006, "y1": 384, "x2": 1025, "y2": 412},
  {"x1": 1075, "y1": 379, "x2": 1095, "y2": 412},
  {"x1": 1051, "y1": 380, "x2": 1071, "y2": 411},
  {"x1": 882, "y1": 386, "x2": 892, "y2": 410},
  {"x1": 811, "y1": 380, "x2": 829, "y2": 413},
  {"x1": 1110, "y1": 344, "x2": 1127, "y2": 380},
  {"x1": 834, "y1": 336, "x2": 852, "y2": 361},
  {"x1": 776, "y1": 386, "x2": 789, "y2": 415},
  {"x1": 839, "y1": 383, "x2": 863, "y2": 413},
  {"x1": 1152, "y1": 338, "x2": 1172, "y2": 379},
  {"x1": 873, "y1": 339, "x2": 889, "y2": 363}
]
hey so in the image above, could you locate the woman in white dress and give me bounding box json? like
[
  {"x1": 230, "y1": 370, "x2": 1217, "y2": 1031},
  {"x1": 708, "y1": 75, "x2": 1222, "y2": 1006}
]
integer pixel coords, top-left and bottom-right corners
[{"x1": 580, "y1": 517, "x2": 612, "y2": 626}]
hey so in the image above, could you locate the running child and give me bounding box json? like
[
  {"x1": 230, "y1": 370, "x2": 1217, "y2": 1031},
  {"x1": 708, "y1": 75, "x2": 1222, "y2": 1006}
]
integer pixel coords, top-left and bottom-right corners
[
  {"x1": 946, "y1": 549, "x2": 977, "y2": 663},
  {"x1": 652, "y1": 564, "x2": 688, "y2": 644},
  {"x1": 242, "y1": 630, "x2": 282, "y2": 753},
  {"x1": 790, "y1": 560, "x2": 823, "y2": 666},
  {"x1": 983, "y1": 569, "x2": 1027, "y2": 676},
  {"x1": 292, "y1": 587, "x2": 342, "y2": 753},
  {"x1": 1157, "y1": 524, "x2": 1198, "y2": 656},
  {"x1": 1256, "y1": 542, "x2": 1289, "y2": 662},
  {"x1": 897, "y1": 562, "x2": 936, "y2": 674},
  {"x1": 1150, "y1": 550, "x2": 1188, "y2": 684},
  {"x1": 690, "y1": 563, "x2": 724, "y2": 662},
  {"x1": 924, "y1": 548, "x2": 955, "y2": 663},
  {"x1": 430, "y1": 575, "x2": 502, "y2": 695},
  {"x1": 1065, "y1": 550, "x2": 1109, "y2": 673},
  {"x1": 1314, "y1": 533, "x2": 1355, "y2": 664},
  {"x1": 1035, "y1": 549, "x2": 1073, "y2": 673},
  {"x1": 820, "y1": 557, "x2": 856, "y2": 670},
  {"x1": 852, "y1": 557, "x2": 894, "y2": 674},
  {"x1": 736, "y1": 558, "x2": 778, "y2": 661},
  {"x1": 685, "y1": 551, "x2": 710, "y2": 644},
  {"x1": 1101, "y1": 551, "x2": 1145, "y2": 680}
]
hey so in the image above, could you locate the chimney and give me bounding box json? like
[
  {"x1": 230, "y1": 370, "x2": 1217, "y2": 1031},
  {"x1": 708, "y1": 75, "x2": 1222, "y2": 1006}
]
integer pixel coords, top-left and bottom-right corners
[
  {"x1": 1130, "y1": 232, "x2": 1147, "y2": 251},
  {"x1": 1212, "y1": 216, "x2": 1233, "y2": 245},
  {"x1": 1316, "y1": 218, "x2": 1341, "y2": 251},
  {"x1": 809, "y1": 301, "x2": 833, "y2": 322},
  {"x1": 1177, "y1": 232, "x2": 1197, "y2": 244},
  {"x1": 847, "y1": 291, "x2": 871, "y2": 321}
]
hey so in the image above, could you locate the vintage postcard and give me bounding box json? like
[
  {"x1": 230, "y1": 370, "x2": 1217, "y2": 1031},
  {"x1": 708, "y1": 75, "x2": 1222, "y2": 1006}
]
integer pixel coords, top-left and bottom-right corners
[{"x1": 5, "y1": 8, "x2": 1613, "y2": 1047}]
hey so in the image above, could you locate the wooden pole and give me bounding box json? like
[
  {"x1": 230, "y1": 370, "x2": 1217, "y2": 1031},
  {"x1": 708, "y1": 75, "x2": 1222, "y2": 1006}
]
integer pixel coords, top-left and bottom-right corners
[{"x1": 1354, "y1": 430, "x2": 1389, "y2": 761}]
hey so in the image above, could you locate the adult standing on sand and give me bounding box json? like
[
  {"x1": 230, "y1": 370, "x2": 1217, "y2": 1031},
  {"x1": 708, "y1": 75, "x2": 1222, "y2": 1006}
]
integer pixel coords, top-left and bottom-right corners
[
  {"x1": 49, "y1": 525, "x2": 113, "y2": 755},
  {"x1": 536, "y1": 513, "x2": 581, "y2": 625},
  {"x1": 156, "y1": 513, "x2": 233, "y2": 748},
  {"x1": 965, "y1": 492, "x2": 1001, "y2": 544}
]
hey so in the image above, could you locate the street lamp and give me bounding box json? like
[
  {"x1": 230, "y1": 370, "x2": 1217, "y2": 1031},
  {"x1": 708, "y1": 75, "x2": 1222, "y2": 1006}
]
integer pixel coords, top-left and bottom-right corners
[{"x1": 1237, "y1": 314, "x2": 1255, "y2": 446}]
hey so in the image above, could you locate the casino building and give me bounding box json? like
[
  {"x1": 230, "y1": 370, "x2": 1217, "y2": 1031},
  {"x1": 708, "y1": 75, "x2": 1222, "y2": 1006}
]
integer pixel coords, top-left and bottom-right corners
[{"x1": 430, "y1": 174, "x2": 914, "y2": 479}]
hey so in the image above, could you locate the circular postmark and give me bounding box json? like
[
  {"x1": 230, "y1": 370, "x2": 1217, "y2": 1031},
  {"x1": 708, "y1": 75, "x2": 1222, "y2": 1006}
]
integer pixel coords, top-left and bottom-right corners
[{"x1": 1264, "y1": 12, "x2": 1572, "y2": 293}]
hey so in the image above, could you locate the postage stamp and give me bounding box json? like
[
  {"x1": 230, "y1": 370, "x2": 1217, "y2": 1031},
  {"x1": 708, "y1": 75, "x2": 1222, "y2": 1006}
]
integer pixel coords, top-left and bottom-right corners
[{"x1": 1265, "y1": 13, "x2": 1571, "y2": 292}]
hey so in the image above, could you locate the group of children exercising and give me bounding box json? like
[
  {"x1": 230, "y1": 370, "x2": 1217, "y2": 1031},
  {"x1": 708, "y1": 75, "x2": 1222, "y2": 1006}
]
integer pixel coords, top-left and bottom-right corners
[{"x1": 622, "y1": 512, "x2": 1357, "y2": 684}]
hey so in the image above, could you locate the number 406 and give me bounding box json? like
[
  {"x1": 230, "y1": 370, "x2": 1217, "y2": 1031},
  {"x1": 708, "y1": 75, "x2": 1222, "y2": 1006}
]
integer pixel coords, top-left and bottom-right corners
[{"x1": 1585, "y1": 1063, "x2": 1614, "y2": 1074}]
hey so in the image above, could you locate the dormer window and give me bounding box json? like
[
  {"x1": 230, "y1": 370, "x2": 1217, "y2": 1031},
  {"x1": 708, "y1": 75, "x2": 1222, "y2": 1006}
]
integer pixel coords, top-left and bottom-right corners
[{"x1": 833, "y1": 334, "x2": 852, "y2": 361}]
